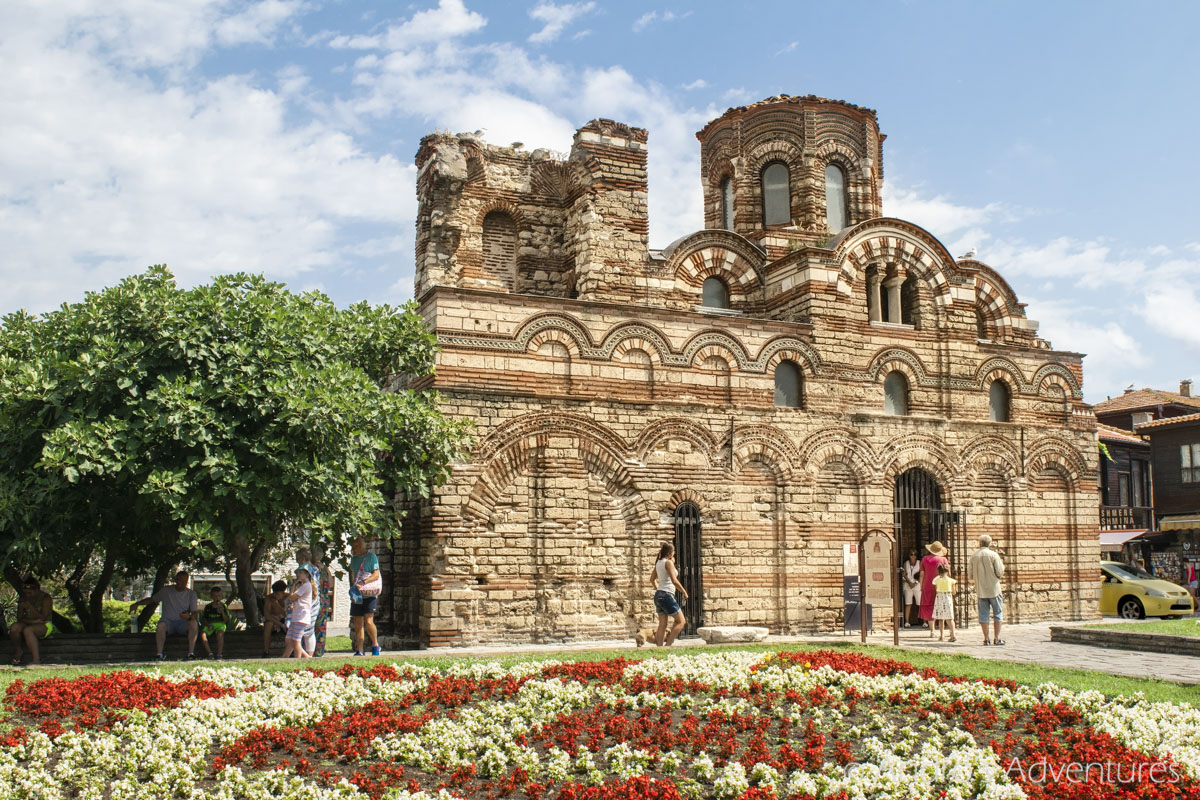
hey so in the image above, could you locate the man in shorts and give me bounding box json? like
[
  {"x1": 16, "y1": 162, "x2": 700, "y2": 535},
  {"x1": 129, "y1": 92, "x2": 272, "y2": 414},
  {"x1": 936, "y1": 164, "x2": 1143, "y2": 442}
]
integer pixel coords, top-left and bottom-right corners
[
  {"x1": 968, "y1": 534, "x2": 1006, "y2": 646},
  {"x1": 10, "y1": 577, "x2": 53, "y2": 666},
  {"x1": 132, "y1": 570, "x2": 199, "y2": 660}
]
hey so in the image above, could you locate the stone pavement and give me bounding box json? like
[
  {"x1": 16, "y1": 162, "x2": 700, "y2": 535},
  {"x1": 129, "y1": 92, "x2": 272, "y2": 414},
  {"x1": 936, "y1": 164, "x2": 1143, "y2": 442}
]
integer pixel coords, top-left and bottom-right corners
[{"x1": 794, "y1": 619, "x2": 1200, "y2": 685}]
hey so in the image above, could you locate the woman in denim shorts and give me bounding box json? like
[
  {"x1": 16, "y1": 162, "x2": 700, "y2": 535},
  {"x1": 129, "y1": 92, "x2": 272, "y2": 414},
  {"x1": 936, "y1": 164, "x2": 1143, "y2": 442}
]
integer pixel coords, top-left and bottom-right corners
[{"x1": 650, "y1": 542, "x2": 689, "y2": 646}]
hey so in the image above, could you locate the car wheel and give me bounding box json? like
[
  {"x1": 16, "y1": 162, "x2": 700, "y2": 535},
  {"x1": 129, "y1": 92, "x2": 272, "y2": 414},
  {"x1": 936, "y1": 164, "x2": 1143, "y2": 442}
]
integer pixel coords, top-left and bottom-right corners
[{"x1": 1118, "y1": 597, "x2": 1145, "y2": 620}]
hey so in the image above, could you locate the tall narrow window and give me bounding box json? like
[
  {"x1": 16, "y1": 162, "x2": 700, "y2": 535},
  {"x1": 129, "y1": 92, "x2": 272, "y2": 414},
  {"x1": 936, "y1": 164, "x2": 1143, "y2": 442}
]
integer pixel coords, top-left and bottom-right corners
[
  {"x1": 1182, "y1": 444, "x2": 1200, "y2": 484},
  {"x1": 989, "y1": 380, "x2": 1011, "y2": 423},
  {"x1": 884, "y1": 371, "x2": 909, "y2": 416},
  {"x1": 761, "y1": 162, "x2": 790, "y2": 226},
  {"x1": 720, "y1": 177, "x2": 735, "y2": 229},
  {"x1": 1131, "y1": 460, "x2": 1145, "y2": 506},
  {"x1": 825, "y1": 163, "x2": 848, "y2": 232},
  {"x1": 900, "y1": 276, "x2": 918, "y2": 326},
  {"x1": 702, "y1": 276, "x2": 729, "y2": 309},
  {"x1": 774, "y1": 361, "x2": 802, "y2": 408},
  {"x1": 481, "y1": 211, "x2": 517, "y2": 291}
]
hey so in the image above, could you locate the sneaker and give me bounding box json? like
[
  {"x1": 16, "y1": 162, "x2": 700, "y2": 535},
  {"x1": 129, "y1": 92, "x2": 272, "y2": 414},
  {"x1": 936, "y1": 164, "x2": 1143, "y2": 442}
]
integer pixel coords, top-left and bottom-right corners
[
  {"x1": 155, "y1": 653, "x2": 166, "y2": 661},
  {"x1": 353, "y1": 651, "x2": 365, "y2": 657},
  {"x1": 208, "y1": 653, "x2": 217, "y2": 661},
  {"x1": 371, "y1": 645, "x2": 381, "y2": 656},
  {"x1": 186, "y1": 652, "x2": 198, "y2": 660}
]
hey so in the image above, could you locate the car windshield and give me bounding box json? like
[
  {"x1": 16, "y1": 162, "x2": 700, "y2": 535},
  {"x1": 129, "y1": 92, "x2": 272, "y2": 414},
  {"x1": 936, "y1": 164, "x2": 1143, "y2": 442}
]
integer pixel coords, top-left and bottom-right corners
[{"x1": 1104, "y1": 562, "x2": 1154, "y2": 581}]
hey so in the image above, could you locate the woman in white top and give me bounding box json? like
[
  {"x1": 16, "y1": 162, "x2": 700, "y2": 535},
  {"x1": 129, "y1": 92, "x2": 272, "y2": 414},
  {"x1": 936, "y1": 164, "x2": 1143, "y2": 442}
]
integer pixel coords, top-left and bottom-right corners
[{"x1": 649, "y1": 542, "x2": 689, "y2": 646}]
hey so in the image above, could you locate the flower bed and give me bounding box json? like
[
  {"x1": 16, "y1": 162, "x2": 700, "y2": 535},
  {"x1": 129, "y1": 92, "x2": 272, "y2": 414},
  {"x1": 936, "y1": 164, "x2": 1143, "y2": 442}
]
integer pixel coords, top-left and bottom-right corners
[{"x1": 2, "y1": 651, "x2": 1199, "y2": 799}]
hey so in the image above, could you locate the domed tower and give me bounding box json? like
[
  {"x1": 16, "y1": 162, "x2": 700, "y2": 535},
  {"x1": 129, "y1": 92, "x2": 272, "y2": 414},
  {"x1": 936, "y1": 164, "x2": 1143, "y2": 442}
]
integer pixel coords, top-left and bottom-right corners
[{"x1": 696, "y1": 95, "x2": 884, "y2": 259}]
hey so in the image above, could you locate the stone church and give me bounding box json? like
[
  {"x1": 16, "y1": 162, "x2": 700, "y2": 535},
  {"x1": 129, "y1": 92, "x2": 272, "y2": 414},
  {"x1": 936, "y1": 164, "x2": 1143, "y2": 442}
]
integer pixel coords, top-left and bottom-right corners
[{"x1": 392, "y1": 94, "x2": 1098, "y2": 647}]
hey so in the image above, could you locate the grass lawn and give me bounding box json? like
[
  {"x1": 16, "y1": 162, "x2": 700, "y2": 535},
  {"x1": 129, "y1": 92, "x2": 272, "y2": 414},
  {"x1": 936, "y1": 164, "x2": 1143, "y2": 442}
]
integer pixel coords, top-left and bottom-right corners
[
  {"x1": 3, "y1": 640, "x2": 1198, "y2": 707},
  {"x1": 1088, "y1": 617, "x2": 1200, "y2": 637}
]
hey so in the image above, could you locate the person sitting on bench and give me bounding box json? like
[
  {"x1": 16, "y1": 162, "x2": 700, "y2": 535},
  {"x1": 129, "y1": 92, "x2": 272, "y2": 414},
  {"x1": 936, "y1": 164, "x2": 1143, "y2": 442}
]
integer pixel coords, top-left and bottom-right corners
[
  {"x1": 132, "y1": 570, "x2": 199, "y2": 661},
  {"x1": 199, "y1": 586, "x2": 231, "y2": 660},
  {"x1": 262, "y1": 580, "x2": 288, "y2": 657},
  {"x1": 10, "y1": 577, "x2": 53, "y2": 666}
]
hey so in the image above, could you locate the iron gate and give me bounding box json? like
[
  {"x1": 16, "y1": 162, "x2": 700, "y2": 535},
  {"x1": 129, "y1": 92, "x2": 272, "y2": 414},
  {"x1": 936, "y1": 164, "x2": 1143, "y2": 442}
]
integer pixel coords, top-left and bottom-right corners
[
  {"x1": 894, "y1": 469, "x2": 969, "y2": 625},
  {"x1": 672, "y1": 501, "x2": 704, "y2": 636}
]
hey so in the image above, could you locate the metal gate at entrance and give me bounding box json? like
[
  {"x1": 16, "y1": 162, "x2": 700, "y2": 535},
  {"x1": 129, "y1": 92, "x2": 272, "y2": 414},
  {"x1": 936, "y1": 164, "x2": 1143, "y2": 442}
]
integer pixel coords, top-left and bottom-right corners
[
  {"x1": 672, "y1": 502, "x2": 704, "y2": 636},
  {"x1": 894, "y1": 469, "x2": 970, "y2": 624}
]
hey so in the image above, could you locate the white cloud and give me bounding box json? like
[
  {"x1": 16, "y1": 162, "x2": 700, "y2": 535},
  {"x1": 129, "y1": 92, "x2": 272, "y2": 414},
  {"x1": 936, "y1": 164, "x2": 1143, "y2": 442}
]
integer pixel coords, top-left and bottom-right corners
[
  {"x1": 0, "y1": 1, "x2": 411, "y2": 312},
  {"x1": 528, "y1": 1, "x2": 594, "y2": 44},
  {"x1": 632, "y1": 10, "x2": 678, "y2": 33},
  {"x1": 882, "y1": 183, "x2": 1005, "y2": 237},
  {"x1": 680, "y1": 78, "x2": 707, "y2": 90},
  {"x1": 775, "y1": 41, "x2": 798, "y2": 56},
  {"x1": 1141, "y1": 286, "x2": 1200, "y2": 351},
  {"x1": 329, "y1": 0, "x2": 485, "y2": 50},
  {"x1": 1030, "y1": 298, "x2": 1149, "y2": 400},
  {"x1": 215, "y1": 0, "x2": 309, "y2": 46}
]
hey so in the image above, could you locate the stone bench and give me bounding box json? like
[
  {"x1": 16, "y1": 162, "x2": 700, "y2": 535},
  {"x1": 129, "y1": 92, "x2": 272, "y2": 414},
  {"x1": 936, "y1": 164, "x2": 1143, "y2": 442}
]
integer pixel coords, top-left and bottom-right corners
[
  {"x1": 0, "y1": 631, "x2": 319, "y2": 665},
  {"x1": 696, "y1": 626, "x2": 769, "y2": 644}
]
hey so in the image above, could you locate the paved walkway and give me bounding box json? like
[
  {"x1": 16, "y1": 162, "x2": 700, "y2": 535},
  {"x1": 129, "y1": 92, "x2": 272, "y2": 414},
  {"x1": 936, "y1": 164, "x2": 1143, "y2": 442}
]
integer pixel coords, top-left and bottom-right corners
[{"x1": 793, "y1": 619, "x2": 1200, "y2": 685}]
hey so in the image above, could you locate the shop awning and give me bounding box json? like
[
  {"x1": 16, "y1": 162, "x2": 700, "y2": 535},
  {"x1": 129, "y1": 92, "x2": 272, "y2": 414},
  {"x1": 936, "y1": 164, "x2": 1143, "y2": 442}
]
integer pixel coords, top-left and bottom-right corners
[
  {"x1": 1159, "y1": 515, "x2": 1200, "y2": 532},
  {"x1": 1098, "y1": 529, "x2": 1146, "y2": 548}
]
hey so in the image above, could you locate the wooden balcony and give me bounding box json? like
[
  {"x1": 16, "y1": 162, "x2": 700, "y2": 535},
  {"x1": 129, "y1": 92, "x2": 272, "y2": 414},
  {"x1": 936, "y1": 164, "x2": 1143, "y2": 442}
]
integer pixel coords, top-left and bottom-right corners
[{"x1": 1099, "y1": 505, "x2": 1154, "y2": 531}]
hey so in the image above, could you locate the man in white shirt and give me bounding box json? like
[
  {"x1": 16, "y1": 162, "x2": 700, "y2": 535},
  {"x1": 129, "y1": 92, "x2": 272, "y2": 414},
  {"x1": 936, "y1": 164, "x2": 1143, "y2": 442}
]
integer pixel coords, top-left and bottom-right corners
[
  {"x1": 132, "y1": 570, "x2": 199, "y2": 660},
  {"x1": 968, "y1": 535, "x2": 1006, "y2": 646}
]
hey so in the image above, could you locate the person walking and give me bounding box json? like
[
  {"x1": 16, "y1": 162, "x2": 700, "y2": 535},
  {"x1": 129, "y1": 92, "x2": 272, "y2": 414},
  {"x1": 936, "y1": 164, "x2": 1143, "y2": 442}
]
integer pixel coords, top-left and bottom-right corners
[
  {"x1": 349, "y1": 537, "x2": 382, "y2": 656},
  {"x1": 931, "y1": 564, "x2": 957, "y2": 642},
  {"x1": 649, "y1": 542, "x2": 688, "y2": 646},
  {"x1": 968, "y1": 533, "x2": 1006, "y2": 645},
  {"x1": 919, "y1": 541, "x2": 950, "y2": 637},
  {"x1": 282, "y1": 567, "x2": 314, "y2": 659},
  {"x1": 901, "y1": 550, "x2": 922, "y2": 628}
]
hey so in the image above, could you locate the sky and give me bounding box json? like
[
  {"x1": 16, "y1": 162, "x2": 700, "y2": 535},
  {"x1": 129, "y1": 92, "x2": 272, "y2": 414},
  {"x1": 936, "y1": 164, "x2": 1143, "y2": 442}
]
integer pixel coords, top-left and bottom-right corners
[{"x1": 1, "y1": 0, "x2": 1197, "y2": 404}]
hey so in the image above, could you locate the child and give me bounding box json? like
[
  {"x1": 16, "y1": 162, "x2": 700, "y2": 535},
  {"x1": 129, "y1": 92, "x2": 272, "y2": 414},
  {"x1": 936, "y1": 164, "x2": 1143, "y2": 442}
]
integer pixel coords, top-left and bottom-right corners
[
  {"x1": 262, "y1": 580, "x2": 288, "y2": 657},
  {"x1": 931, "y1": 563, "x2": 957, "y2": 642},
  {"x1": 199, "y1": 586, "x2": 231, "y2": 659},
  {"x1": 281, "y1": 568, "x2": 313, "y2": 659}
]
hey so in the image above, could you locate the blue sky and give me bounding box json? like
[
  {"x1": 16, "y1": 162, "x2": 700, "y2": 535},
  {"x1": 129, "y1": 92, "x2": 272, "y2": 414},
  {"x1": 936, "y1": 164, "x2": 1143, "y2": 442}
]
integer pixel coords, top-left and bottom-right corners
[{"x1": 1, "y1": 0, "x2": 1197, "y2": 403}]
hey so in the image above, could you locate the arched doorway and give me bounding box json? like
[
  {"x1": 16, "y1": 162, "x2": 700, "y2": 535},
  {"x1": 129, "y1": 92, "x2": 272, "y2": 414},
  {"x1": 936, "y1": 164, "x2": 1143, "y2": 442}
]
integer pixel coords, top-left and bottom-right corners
[
  {"x1": 672, "y1": 501, "x2": 704, "y2": 636},
  {"x1": 894, "y1": 468, "x2": 969, "y2": 622}
]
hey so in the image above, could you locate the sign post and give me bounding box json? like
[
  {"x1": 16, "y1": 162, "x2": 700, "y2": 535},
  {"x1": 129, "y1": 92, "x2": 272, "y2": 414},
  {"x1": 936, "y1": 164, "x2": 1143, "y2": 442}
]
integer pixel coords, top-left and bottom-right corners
[{"x1": 859, "y1": 529, "x2": 898, "y2": 646}]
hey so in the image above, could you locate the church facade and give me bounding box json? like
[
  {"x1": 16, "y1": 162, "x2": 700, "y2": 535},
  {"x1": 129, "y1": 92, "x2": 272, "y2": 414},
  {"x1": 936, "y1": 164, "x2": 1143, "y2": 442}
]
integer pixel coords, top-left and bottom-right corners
[{"x1": 394, "y1": 95, "x2": 1099, "y2": 647}]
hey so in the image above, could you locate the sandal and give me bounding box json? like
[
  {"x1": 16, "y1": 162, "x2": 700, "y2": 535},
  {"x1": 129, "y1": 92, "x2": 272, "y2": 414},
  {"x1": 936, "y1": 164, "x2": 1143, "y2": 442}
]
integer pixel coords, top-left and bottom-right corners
[
  {"x1": 982, "y1": 640, "x2": 991, "y2": 646},
  {"x1": 993, "y1": 639, "x2": 1005, "y2": 646},
  {"x1": 10, "y1": 656, "x2": 22, "y2": 667},
  {"x1": 948, "y1": 636, "x2": 957, "y2": 642}
]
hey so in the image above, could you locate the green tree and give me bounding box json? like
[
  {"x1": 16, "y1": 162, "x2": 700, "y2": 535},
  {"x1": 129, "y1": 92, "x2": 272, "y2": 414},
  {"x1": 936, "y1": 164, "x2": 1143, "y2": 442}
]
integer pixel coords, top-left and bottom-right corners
[{"x1": 0, "y1": 266, "x2": 469, "y2": 630}]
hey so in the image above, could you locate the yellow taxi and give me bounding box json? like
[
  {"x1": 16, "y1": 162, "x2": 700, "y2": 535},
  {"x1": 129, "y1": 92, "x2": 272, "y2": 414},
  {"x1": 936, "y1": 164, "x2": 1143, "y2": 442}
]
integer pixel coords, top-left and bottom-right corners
[{"x1": 1100, "y1": 560, "x2": 1194, "y2": 619}]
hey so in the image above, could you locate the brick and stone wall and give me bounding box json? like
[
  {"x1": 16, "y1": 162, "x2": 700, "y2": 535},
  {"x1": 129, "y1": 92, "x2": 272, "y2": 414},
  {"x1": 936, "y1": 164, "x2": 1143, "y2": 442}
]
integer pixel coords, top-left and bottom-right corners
[{"x1": 398, "y1": 95, "x2": 1099, "y2": 646}]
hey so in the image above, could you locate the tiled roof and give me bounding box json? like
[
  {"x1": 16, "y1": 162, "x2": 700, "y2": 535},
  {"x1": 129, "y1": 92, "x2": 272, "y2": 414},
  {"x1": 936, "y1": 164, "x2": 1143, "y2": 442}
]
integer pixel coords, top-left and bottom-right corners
[
  {"x1": 1097, "y1": 423, "x2": 1149, "y2": 446},
  {"x1": 1093, "y1": 389, "x2": 1200, "y2": 415},
  {"x1": 1137, "y1": 412, "x2": 1200, "y2": 431}
]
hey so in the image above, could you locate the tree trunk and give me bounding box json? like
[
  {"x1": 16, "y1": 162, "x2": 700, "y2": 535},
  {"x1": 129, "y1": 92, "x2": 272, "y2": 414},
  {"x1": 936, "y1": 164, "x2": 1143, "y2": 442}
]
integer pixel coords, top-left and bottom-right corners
[
  {"x1": 137, "y1": 562, "x2": 172, "y2": 630},
  {"x1": 63, "y1": 550, "x2": 94, "y2": 631},
  {"x1": 233, "y1": 534, "x2": 266, "y2": 629},
  {"x1": 88, "y1": 548, "x2": 117, "y2": 633}
]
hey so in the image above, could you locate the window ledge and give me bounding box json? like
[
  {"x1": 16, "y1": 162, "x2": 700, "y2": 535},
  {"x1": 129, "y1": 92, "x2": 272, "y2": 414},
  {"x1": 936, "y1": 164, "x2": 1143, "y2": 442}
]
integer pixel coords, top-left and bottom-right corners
[
  {"x1": 870, "y1": 321, "x2": 915, "y2": 330},
  {"x1": 693, "y1": 305, "x2": 742, "y2": 316}
]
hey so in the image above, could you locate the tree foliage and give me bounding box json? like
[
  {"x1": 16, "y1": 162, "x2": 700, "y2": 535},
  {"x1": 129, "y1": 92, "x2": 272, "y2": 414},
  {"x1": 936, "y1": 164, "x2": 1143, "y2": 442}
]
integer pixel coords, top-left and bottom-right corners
[{"x1": 0, "y1": 266, "x2": 469, "y2": 630}]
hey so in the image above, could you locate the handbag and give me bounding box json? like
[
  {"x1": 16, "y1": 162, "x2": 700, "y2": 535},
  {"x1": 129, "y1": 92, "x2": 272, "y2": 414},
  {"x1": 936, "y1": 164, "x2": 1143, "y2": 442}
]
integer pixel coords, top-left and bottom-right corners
[{"x1": 357, "y1": 563, "x2": 383, "y2": 598}]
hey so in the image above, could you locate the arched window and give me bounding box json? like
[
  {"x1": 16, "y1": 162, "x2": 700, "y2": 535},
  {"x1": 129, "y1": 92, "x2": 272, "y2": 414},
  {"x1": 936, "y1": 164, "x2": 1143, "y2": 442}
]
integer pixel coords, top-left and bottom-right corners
[
  {"x1": 702, "y1": 276, "x2": 729, "y2": 309},
  {"x1": 884, "y1": 371, "x2": 909, "y2": 416},
  {"x1": 989, "y1": 380, "x2": 1011, "y2": 423},
  {"x1": 720, "y1": 177, "x2": 735, "y2": 229},
  {"x1": 761, "y1": 162, "x2": 790, "y2": 226},
  {"x1": 825, "y1": 163, "x2": 848, "y2": 232},
  {"x1": 774, "y1": 361, "x2": 803, "y2": 408},
  {"x1": 482, "y1": 211, "x2": 517, "y2": 291}
]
